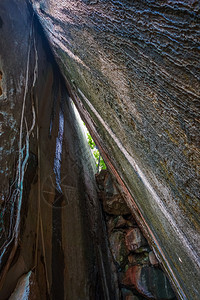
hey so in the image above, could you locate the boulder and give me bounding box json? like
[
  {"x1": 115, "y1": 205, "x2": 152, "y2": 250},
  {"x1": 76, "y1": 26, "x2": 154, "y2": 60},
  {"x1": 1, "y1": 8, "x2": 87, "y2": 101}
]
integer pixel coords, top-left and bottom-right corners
[
  {"x1": 104, "y1": 173, "x2": 118, "y2": 196},
  {"x1": 134, "y1": 246, "x2": 151, "y2": 254},
  {"x1": 103, "y1": 194, "x2": 130, "y2": 216},
  {"x1": 109, "y1": 231, "x2": 128, "y2": 267},
  {"x1": 107, "y1": 215, "x2": 135, "y2": 235},
  {"x1": 149, "y1": 251, "x2": 159, "y2": 266},
  {"x1": 128, "y1": 253, "x2": 149, "y2": 266},
  {"x1": 125, "y1": 228, "x2": 147, "y2": 252},
  {"x1": 123, "y1": 266, "x2": 175, "y2": 299}
]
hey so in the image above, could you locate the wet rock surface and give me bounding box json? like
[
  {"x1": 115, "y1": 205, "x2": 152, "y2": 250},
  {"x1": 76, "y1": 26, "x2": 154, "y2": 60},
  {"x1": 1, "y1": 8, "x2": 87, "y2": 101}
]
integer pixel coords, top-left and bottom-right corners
[{"x1": 97, "y1": 170, "x2": 176, "y2": 300}]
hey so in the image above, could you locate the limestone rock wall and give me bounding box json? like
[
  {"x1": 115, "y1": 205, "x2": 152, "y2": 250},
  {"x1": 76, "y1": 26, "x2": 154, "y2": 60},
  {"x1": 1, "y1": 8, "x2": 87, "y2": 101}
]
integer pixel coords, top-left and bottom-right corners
[{"x1": 30, "y1": 1, "x2": 200, "y2": 299}]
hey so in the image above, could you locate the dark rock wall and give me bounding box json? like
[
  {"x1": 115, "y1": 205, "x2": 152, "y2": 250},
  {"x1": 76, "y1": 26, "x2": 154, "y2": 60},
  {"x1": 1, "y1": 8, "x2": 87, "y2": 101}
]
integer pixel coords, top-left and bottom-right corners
[
  {"x1": 30, "y1": 1, "x2": 200, "y2": 299},
  {"x1": 0, "y1": 1, "x2": 118, "y2": 299}
]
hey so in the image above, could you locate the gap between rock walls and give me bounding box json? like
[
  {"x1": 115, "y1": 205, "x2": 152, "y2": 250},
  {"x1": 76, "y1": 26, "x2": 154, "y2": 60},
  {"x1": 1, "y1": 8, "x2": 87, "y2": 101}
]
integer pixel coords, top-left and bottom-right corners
[{"x1": 1, "y1": 1, "x2": 199, "y2": 299}]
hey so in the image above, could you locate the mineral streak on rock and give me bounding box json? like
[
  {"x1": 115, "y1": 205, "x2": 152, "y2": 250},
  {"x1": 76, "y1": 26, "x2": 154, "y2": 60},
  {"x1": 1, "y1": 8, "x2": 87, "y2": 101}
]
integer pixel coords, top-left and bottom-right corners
[
  {"x1": 31, "y1": 1, "x2": 200, "y2": 299},
  {"x1": 9, "y1": 271, "x2": 40, "y2": 300}
]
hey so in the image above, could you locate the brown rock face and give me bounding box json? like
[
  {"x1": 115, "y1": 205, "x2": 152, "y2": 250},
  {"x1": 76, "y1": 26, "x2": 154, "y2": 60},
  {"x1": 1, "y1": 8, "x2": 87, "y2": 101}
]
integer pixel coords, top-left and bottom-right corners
[
  {"x1": 0, "y1": 1, "x2": 119, "y2": 299},
  {"x1": 30, "y1": 1, "x2": 200, "y2": 298},
  {"x1": 97, "y1": 171, "x2": 130, "y2": 215}
]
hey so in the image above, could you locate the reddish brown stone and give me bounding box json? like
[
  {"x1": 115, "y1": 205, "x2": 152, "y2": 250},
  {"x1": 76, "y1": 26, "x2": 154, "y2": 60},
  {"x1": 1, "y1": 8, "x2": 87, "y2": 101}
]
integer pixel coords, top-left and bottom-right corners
[
  {"x1": 123, "y1": 266, "x2": 175, "y2": 299},
  {"x1": 149, "y1": 251, "x2": 159, "y2": 266}
]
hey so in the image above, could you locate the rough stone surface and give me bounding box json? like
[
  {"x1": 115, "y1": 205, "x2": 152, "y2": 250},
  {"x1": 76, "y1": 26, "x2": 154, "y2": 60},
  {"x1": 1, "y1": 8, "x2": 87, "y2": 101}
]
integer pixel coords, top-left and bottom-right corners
[
  {"x1": 97, "y1": 170, "x2": 130, "y2": 215},
  {"x1": 103, "y1": 194, "x2": 130, "y2": 216},
  {"x1": 115, "y1": 216, "x2": 135, "y2": 229},
  {"x1": 126, "y1": 297, "x2": 140, "y2": 300},
  {"x1": 128, "y1": 253, "x2": 149, "y2": 266},
  {"x1": 30, "y1": 1, "x2": 200, "y2": 298},
  {"x1": 99, "y1": 170, "x2": 176, "y2": 299},
  {"x1": 149, "y1": 251, "x2": 159, "y2": 267},
  {"x1": 123, "y1": 266, "x2": 175, "y2": 300},
  {"x1": 9, "y1": 272, "x2": 40, "y2": 300},
  {"x1": 125, "y1": 228, "x2": 147, "y2": 252},
  {"x1": 109, "y1": 231, "x2": 128, "y2": 267},
  {"x1": 0, "y1": 1, "x2": 119, "y2": 299}
]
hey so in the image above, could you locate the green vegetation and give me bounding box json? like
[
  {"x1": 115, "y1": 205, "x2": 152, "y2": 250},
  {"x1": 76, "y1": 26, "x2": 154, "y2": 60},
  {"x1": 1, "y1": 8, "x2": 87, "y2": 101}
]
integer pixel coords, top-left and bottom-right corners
[{"x1": 87, "y1": 133, "x2": 106, "y2": 171}]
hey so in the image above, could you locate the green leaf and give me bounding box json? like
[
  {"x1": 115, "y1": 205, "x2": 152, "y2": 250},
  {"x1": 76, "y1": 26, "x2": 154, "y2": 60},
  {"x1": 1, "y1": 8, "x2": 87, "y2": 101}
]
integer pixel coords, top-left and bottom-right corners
[{"x1": 86, "y1": 132, "x2": 106, "y2": 170}]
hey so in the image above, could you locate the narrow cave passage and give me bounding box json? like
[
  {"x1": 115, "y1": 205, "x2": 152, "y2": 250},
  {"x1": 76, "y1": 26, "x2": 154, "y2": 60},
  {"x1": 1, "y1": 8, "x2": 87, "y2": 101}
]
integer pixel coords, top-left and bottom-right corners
[{"x1": 0, "y1": 1, "x2": 199, "y2": 300}]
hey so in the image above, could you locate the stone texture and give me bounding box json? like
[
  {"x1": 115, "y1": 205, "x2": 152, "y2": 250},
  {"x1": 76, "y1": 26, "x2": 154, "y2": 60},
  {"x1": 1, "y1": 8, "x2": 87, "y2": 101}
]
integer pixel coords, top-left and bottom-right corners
[
  {"x1": 128, "y1": 253, "x2": 149, "y2": 266},
  {"x1": 30, "y1": 1, "x2": 200, "y2": 298},
  {"x1": 99, "y1": 170, "x2": 175, "y2": 299},
  {"x1": 97, "y1": 170, "x2": 130, "y2": 215},
  {"x1": 123, "y1": 266, "x2": 175, "y2": 300},
  {"x1": 104, "y1": 172, "x2": 118, "y2": 197},
  {"x1": 115, "y1": 215, "x2": 135, "y2": 229},
  {"x1": 121, "y1": 288, "x2": 140, "y2": 300},
  {"x1": 102, "y1": 194, "x2": 130, "y2": 216},
  {"x1": 109, "y1": 231, "x2": 128, "y2": 267},
  {"x1": 125, "y1": 228, "x2": 147, "y2": 252},
  {"x1": 114, "y1": 216, "x2": 128, "y2": 229},
  {"x1": 9, "y1": 272, "x2": 40, "y2": 300},
  {"x1": 149, "y1": 251, "x2": 159, "y2": 267},
  {"x1": 0, "y1": 1, "x2": 119, "y2": 299}
]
